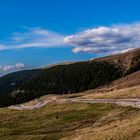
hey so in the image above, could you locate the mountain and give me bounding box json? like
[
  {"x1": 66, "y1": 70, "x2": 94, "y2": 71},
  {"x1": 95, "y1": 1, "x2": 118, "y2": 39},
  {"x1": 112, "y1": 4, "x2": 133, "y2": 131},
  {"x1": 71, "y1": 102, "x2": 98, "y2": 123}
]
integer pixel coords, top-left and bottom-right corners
[
  {"x1": 0, "y1": 48, "x2": 140, "y2": 107},
  {"x1": 94, "y1": 48, "x2": 140, "y2": 72},
  {"x1": 99, "y1": 70, "x2": 140, "y2": 91},
  {"x1": 0, "y1": 69, "x2": 41, "y2": 95},
  {"x1": 0, "y1": 62, "x2": 74, "y2": 95}
]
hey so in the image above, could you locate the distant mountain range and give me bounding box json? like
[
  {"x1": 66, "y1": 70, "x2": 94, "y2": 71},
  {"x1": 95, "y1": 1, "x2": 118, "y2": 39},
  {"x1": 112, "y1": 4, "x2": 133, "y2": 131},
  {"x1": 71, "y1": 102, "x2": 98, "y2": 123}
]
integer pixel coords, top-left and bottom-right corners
[{"x1": 0, "y1": 48, "x2": 140, "y2": 107}]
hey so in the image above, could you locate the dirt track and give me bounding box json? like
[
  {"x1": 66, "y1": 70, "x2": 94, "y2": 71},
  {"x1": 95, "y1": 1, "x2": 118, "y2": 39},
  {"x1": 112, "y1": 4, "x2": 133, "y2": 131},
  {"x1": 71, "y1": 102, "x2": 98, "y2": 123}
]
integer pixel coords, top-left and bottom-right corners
[
  {"x1": 8, "y1": 98, "x2": 140, "y2": 110},
  {"x1": 69, "y1": 98, "x2": 140, "y2": 108}
]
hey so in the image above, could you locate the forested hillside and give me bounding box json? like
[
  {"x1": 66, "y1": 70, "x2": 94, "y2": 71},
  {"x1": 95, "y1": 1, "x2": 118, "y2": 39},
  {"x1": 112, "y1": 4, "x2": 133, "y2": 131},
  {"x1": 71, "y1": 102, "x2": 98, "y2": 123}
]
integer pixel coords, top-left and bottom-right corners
[
  {"x1": 14, "y1": 61, "x2": 122, "y2": 104},
  {"x1": 0, "y1": 48, "x2": 140, "y2": 107},
  {"x1": 0, "y1": 69, "x2": 41, "y2": 95}
]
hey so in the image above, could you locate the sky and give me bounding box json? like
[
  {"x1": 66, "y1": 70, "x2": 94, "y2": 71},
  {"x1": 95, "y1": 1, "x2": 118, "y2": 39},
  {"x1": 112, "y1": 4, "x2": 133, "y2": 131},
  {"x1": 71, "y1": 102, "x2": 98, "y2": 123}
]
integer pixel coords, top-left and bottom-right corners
[{"x1": 0, "y1": 0, "x2": 140, "y2": 75}]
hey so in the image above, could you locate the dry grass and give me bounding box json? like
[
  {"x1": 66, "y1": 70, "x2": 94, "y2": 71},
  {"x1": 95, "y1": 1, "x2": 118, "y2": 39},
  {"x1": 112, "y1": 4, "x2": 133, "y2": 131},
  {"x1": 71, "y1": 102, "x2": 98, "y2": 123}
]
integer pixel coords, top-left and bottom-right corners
[
  {"x1": 0, "y1": 102, "x2": 139, "y2": 140},
  {"x1": 62, "y1": 108, "x2": 140, "y2": 140},
  {"x1": 81, "y1": 86, "x2": 140, "y2": 99}
]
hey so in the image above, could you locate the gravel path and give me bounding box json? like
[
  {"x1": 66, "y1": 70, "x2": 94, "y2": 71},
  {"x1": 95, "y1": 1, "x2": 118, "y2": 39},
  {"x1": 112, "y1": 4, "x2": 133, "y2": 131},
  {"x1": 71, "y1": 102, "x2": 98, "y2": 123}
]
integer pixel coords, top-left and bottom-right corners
[
  {"x1": 8, "y1": 98, "x2": 140, "y2": 110},
  {"x1": 69, "y1": 98, "x2": 140, "y2": 108},
  {"x1": 8, "y1": 98, "x2": 56, "y2": 110}
]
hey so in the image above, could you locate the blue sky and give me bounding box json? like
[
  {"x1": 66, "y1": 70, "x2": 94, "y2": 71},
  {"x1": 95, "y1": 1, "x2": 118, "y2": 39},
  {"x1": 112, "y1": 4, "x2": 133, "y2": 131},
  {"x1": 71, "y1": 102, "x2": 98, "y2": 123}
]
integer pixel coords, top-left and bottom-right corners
[{"x1": 0, "y1": 0, "x2": 140, "y2": 74}]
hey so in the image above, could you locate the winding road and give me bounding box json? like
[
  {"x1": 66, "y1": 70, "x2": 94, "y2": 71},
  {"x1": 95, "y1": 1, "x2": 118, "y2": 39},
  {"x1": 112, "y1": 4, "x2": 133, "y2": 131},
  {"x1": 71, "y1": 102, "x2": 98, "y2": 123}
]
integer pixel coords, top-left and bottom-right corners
[
  {"x1": 8, "y1": 98, "x2": 140, "y2": 110},
  {"x1": 69, "y1": 98, "x2": 140, "y2": 108}
]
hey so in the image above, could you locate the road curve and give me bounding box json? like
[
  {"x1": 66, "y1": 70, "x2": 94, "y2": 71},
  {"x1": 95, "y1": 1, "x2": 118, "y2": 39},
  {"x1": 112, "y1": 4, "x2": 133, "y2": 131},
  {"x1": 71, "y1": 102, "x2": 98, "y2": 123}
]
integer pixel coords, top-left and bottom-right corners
[{"x1": 8, "y1": 98, "x2": 140, "y2": 110}]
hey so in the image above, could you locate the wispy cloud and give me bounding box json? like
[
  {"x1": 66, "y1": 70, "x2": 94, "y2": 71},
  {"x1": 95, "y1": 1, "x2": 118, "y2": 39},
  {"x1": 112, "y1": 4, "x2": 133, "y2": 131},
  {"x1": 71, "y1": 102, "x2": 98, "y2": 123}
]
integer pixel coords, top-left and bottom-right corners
[
  {"x1": 0, "y1": 27, "x2": 65, "y2": 51},
  {"x1": 1, "y1": 23, "x2": 140, "y2": 55},
  {"x1": 63, "y1": 23, "x2": 140, "y2": 54}
]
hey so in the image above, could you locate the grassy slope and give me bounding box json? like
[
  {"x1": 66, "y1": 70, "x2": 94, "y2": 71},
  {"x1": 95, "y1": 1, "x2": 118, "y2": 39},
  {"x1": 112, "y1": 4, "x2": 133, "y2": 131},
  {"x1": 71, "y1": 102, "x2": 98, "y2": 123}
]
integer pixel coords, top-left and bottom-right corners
[
  {"x1": 96, "y1": 71, "x2": 140, "y2": 92},
  {"x1": 63, "y1": 107, "x2": 140, "y2": 140},
  {"x1": 80, "y1": 85, "x2": 140, "y2": 99},
  {"x1": 0, "y1": 102, "x2": 140, "y2": 140}
]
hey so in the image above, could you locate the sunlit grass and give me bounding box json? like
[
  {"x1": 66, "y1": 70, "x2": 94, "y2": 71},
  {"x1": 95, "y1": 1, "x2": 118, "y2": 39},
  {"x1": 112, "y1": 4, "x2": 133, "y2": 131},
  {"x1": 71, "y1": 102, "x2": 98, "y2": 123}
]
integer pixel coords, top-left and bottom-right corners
[{"x1": 0, "y1": 103, "x2": 139, "y2": 140}]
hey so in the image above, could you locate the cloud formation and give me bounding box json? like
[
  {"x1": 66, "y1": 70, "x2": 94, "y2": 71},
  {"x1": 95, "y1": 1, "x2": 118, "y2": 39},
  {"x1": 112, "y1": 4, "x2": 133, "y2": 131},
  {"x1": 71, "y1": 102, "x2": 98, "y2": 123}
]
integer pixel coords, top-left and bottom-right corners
[
  {"x1": 0, "y1": 63, "x2": 25, "y2": 76},
  {"x1": 0, "y1": 28, "x2": 65, "y2": 50},
  {"x1": 1, "y1": 23, "x2": 140, "y2": 55},
  {"x1": 63, "y1": 23, "x2": 140, "y2": 54}
]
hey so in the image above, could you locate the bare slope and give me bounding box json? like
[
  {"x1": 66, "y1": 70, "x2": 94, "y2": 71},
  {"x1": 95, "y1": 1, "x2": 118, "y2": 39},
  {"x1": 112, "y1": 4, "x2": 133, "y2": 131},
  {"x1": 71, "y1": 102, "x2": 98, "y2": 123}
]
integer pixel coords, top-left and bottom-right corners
[
  {"x1": 97, "y1": 70, "x2": 140, "y2": 91},
  {"x1": 93, "y1": 48, "x2": 140, "y2": 71}
]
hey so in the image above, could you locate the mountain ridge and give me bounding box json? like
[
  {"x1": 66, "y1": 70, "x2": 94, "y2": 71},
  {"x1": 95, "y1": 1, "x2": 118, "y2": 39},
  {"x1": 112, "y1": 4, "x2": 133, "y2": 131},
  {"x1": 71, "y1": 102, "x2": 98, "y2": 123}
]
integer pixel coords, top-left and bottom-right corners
[
  {"x1": 93, "y1": 48, "x2": 140, "y2": 71},
  {"x1": 0, "y1": 48, "x2": 140, "y2": 107}
]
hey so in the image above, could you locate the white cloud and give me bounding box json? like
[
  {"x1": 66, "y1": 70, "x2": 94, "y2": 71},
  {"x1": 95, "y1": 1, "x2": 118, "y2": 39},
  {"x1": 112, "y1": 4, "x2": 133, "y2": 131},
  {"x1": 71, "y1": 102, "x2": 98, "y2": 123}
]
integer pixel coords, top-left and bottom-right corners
[
  {"x1": 63, "y1": 23, "x2": 140, "y2": 54},
  {"x1": 1, "y1": 23, "x2": 140, "y2": 55},
  {"x1": 15, "y1": 63, "x2": 25, "y2": 69},
  {"x1": 0, "y1": 28, "x2": 65, "y2": 51},
  {"x1": 0, "y1": 63, "x2": 25, "y2": 76}
]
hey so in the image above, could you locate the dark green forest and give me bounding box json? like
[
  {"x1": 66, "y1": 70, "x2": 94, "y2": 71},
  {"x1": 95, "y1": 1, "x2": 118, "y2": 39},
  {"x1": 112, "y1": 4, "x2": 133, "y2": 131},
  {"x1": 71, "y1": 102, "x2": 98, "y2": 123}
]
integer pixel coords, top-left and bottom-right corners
[
  {"x1": 0, "y1": 69, "x2": 41, "y2": 95},
  {"x1": 15, "y1": 61, "x2": 123, "y2": 104}
]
